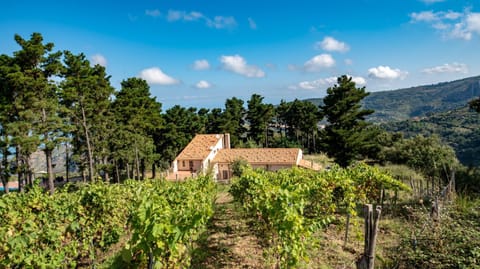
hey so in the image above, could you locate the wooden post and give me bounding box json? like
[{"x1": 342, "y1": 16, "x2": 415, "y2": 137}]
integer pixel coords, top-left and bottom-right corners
[
  {"x1": 357, "y1": 204, "x2": 382, "y2": 269},
  {"x1": 344, "y1": 213, "x2": 350, "y2": 248}
]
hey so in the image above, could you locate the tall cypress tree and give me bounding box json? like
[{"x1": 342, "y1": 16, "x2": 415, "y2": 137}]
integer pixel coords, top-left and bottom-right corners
[{"x1": 320, "y1": 75, "x2": 375, "y2": 167}]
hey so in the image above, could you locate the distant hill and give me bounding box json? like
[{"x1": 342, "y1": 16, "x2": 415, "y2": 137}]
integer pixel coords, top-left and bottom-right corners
[
  {"x1": 29, "y1": 144, "x2": 77, "y2": 175},
  {"x1": 381, "y1": 106, "x2": 480, "y2": 166},
  {"x1": 305, "y1": 75, "x2": 480, "y2": 122}
]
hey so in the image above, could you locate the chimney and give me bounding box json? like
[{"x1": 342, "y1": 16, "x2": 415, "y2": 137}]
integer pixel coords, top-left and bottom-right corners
[{"x1": 223, "y1": 133, "x2": 231, "y2": 149}]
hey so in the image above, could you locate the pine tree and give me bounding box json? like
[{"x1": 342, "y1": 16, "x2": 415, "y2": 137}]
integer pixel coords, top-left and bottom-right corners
[
  {"x1": 9, "y1": 33, "x2": 64, "y2": 194},
  {"x1": 222, "y1": 97, "x2": 246, "y2": 147},
  {"x1": 320, "y1": 75, "x2": 375, "y2": 167},
  {"x1": 60, "y1": 51, "x2": 114, "y2": 182},
  {"x1": 111, "y1": 78, "x2": 162, "y2": 180},
  {"x1": 246, "y1": 94, "x2": 274, "y2": 147}
]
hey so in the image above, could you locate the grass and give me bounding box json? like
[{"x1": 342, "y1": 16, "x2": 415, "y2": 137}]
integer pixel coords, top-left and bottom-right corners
[{"x1": 304, "y1": 153, "x2": 333, "y2": 168}]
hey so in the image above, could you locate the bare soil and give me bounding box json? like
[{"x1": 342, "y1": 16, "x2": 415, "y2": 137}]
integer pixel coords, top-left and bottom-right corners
[{"x1": 190, "y1": 190, "x2": 265, "y2": 268}]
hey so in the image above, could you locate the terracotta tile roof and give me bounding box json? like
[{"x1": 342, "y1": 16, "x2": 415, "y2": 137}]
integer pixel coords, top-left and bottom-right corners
[
  {"x1": 298, "y1": 159, "x2": 322, "y2": 171},
  {"x1": 176, "y1": 134, "x2": 223, "y2": 160},
  {"x1": 212, "y1": 148, "x2": 301, "y2": 165}
]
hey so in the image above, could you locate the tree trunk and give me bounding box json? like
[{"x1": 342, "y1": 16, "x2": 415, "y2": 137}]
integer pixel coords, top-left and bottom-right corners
[
  {"x1": 1, "y1": 149, "x2": 8, "y2": 194},
  {"x1": 103, "y1": 156, "x2": 110, "y2": 182},
  {"x1": 151, "y1": 162, "x2": 156, "y2": 179},
  {"x1": 45, "y1": 148, "x2": 55, "y2": 195},
  {"x1": 134, "y1": 145, "x2": 140, "y2": 180},
  {"x1": 16, "y1": 146, "x2": 24, "y2": 193},
  {"x1": 0, "y1": 155, "x2": 9, "y2": 194},
  {"x1": 126, "y1": 162, "x2": 131, "y2": 180},
  {"x1": 65, "y1": 144, "x2": 69, "y2": 182},
  {"x1": 115, "y1": 160, "x2": 120, "y2": 183},
  {"x1": 81, "y1": 105, "x2": 95, "y2": 182},
  {"x1": 140, "y1": 159, "x2": 146, "y2": 180}
]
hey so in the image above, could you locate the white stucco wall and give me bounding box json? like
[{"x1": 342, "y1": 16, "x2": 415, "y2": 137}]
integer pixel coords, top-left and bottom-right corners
[{"x1": 202, "y1": 135, "x2": 224, "y2": 173}]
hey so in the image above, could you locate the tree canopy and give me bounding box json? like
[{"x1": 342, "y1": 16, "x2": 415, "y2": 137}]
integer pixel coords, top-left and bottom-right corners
[{"x1": 320, "y1": 75, "x2": 375, "y2": 167}]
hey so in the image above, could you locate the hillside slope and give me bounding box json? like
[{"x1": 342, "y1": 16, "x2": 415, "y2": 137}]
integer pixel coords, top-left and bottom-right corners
[
  {"x1": 381, "y1": 106, "x2": 480, "y2": 166},
  {"x1": 306, "y1": 75, "x2": 480, "y2": 122}
]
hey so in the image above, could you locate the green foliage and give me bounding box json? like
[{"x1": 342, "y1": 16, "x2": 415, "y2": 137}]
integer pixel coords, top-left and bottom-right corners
[
  {"x1": 470, "y1": 97, "x2": 480, "y2": 113},
  {"x1": 126, "y1": 176, "x2": 216, "y2": 268},
  {"x1": 246, "y1": 94, "x2": 274, "y2": 147},
  {"x1": 380, "y1": 134, "x2": 459, "y2": 179},
  {"x1": 0, "y1": 177, "x2": 216, "y2": 268},
  {"x1": 0, "y1": 182, "x2": 133, "y2": 267},
  {"x1": 391, "y1": 197, "x2": 480, "y2": 268},
  {"x1": 320, "y1": 75, "x2": 376, "y2": 167},
  {"x1": 231, "y1": 158, "x2": 250, "y2": 177},
  {"x1": 276, "y1": 99, "x2": 321, "y2": 152},
  {"x1": 307, "y1": 75, "x2": 480, "y2": 122},
  {"x1": 382, "y1": 106, "x2": 480, "y2": 166},
  {"x1": 230, "y1": 163, "x2": 407, "y2": 268}
]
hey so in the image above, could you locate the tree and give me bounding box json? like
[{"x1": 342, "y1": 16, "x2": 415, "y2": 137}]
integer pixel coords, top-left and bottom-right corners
[
  {"x1": 60, "y1": 51, "x2": 114, "y2": 182},
  {"x1": 381, "y1": 134, "x2": 459, "y2": 193},
  {"x1": 112, "y1": 78, "x2": 163, "y2": 180},
  {"x1": 9, "y1": 33, "x2": 64, "y2": 194},
  {"x1": 320, "y1": 75, "x2": 375, "y2": 167},
  {"x1": 246, "y1": 94, "x2": 274, "y2": 147},
  {"x1": 222, "y1": 97, "x2": 246, "y2": 147},
  {"x1": 156, "y1": 105, "x2": 205, "y2": 168},
  {"x1": 470, "y1": 97, "x2": 480, "y2": 113},
  {"x1": 0, "y1": 54, "x2": 15, "y2": 193},
  {"x1": 276, "y1": 99, "x2": 320, "y2": 152}
]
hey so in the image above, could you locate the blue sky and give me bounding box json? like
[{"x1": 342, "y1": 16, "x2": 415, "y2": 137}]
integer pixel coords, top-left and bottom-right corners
[{"x1": 1, "y1": 0, "x2": 479, "y2": 109}]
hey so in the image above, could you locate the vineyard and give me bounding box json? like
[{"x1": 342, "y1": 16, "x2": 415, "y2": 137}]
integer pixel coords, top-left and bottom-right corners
[
  {"x1": 230, "y1": 163, "x2": 408, "y2": 268},
  {"x1": 0, "y1": 176, "x2": 216, "y2": 268},
  {"x1": 2, "y1": 164, "x2": 480, "y2": 268}
]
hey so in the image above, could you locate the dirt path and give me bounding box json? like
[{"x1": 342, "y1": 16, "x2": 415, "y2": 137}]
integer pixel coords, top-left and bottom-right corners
[{"x1": 191, "y1": 190, "x2": 264, "y2": 268}]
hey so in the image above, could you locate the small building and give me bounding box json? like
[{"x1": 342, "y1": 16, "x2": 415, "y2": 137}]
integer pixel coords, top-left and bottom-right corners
[
  {"x1": 170, "y1": 133, "x2": 318, "y2": 181},
  {"x1": 212, "y1": 148, "x2": 302, "y2": 180}
]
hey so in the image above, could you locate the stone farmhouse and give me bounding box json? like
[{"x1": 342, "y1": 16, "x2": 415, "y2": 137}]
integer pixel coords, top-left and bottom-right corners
[{"x1": 170, "y1": 134, "x2": 319, "y2": 181}]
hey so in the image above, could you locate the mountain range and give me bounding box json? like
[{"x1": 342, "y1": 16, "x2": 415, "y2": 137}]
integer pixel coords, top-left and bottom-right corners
[
  {"x1": 307, "y1": 75, "x2": 480, "y2": 166},
  {"x1": 306, "y1": 75, "x2": 480, "y2": 123}
]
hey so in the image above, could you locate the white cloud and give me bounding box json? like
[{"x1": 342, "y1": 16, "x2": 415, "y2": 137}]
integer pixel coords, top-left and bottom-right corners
[
  {"x1": 344, "y1": 59, "x2": 353, "y2": 66},
  {"x1": 139, "y1": 67, "x2": 179, "y2": 85},
  {"x1": 206, "y1": 16, "x2": 237, "y2": 29},
  {"x1": 192, "y1": 59, "x2": 210, "y2": 70},
  {"x1": 316, "y1": 37, "x2": 350, "y2": 52},
  {"x1": 351, "y1": 76, "x2": 367, "y2": 85},
  {"x1": 296, "y1": 75, "x2": 366, "y2": 90},
  {"x1": 156, "y1": 9, "x2": 236, "y2": 29},
  {"x1": 420, "y1": 0, "x2": 445, "y2": 4},
  {"x1": 368, "y1": 66, "x2": 408, "y2": 80},
  {"x1": 304, "y1": 54, "x2": 335, "y2": 72},
  {"x1": 167, "y1": 10, "x2": 203, "y2": 22},
  {"x1": 145, "y1": 9, "x2": 161, "y2": 17},
  {"x1": 220, "y1": 55, "x2": 265, "y2": 78},
  {"x1": 248, "y1": 17, "x2": 257, "y2": 29},
  {"x1": 410, "y1": 11, "x2": 438, "y2": 22},
  {"x1": 91, "y1": 54, "x2": 107, "y2": 67},
  {"x1": 422, "y1": 62, "x2": 469, "y2": 74},
  {"x1": 410, "y1": 10, "x2": 480, "y2": 40},
  {"x1": 298, "y1": 77, "x2": 337, "y2": 90},
  {"x1": 467, "y1": 13, "x2": 480, "y2": 34},
  {"x1": 195, "y1": 80, "x2": 212, "y2": 89}
]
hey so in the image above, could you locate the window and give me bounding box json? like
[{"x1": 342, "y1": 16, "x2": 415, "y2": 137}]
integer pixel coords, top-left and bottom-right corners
[
  {"x1": 182, "y1": 161, "x2": 185, "y2": 167},
  {"x1": 189, "y1": 161, "x2": 193, "y2": 168},
  {"x1": 223, "y1": 170, "x2": 228, "y2": 179}
]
